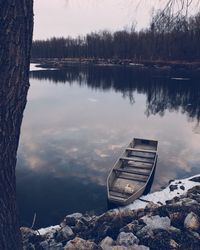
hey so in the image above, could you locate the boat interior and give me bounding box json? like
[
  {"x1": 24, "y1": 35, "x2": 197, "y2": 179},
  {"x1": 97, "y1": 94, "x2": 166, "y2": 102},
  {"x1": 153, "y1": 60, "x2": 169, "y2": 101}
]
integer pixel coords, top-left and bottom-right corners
[{"x1": 108, "y1": 138, "x2": 158, "y2": 202}]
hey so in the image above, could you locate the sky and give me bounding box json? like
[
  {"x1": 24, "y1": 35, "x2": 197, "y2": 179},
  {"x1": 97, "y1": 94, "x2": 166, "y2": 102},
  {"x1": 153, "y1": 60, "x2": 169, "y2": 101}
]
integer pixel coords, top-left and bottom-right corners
[
  {"x1": 33, "y1": 0, "x2": 154, "y2": 40},
  {"x1": 33, "y1": 0, "x2": 199, "y2": 40}
]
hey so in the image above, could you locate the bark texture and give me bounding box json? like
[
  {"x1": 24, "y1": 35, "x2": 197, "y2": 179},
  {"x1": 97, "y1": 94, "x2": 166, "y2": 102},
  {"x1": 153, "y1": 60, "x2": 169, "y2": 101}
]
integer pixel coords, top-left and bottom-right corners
[{"x1": 0, "y1": 1, "x2": 33, "y2": 249}]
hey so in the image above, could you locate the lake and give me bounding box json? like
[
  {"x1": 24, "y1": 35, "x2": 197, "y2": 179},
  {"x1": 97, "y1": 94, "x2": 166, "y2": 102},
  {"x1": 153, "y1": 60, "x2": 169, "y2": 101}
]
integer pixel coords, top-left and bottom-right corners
[{"x1": 17, "y1": 64, "x2": 200, "y2": 228}]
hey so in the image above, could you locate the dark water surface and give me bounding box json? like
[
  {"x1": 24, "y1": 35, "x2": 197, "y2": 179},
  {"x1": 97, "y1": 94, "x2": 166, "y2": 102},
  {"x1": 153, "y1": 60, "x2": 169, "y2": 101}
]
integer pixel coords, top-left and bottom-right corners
[{"x1": 17, "y1": 65, "x2": 200, "y2": 228}]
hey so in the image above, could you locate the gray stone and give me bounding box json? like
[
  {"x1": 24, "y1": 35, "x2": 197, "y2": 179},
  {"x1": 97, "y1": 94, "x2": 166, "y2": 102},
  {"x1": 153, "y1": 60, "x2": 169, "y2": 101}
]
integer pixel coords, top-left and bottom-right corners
[
  {"x1": 49, "y1": 243, "x2": 63, "y2": 250},
  {"x1": 169, "y1": 184, "x2": 178, "y2": 192},
  {"x1": 100, "y1": 236, "x2": 114, "y2": 250},
  {"x1": 61, "y1": 226, "x2": 74, "y2": 239},
  {"x1": 61, "y1": 213, "x2": 83, "y2": 227},
  {"x1": 131, "y1": 245, "x2": 149, "y2": 250},
  {"x1": 145, "y1": 201, "x2": 160, "y2": 210},
  {"x1": 184, "y1": 212, "x2": 200, "y2": 231},
  {"x1": 23, "y1": 243, "x2": 35, "y2": 250},
  {"x1": 43, "y1": 229, "x2": 57, "y2": 240},
  {"x1": 110, "y1": 246, "x2": 149, "y2": 250},
  {"x1": 168, "y1": 226, "x2": 181, "y2": 234},
  {"x1": 21, "y1": 227, "x2": 37, "y2": 241},
  {"x1": 40, "y1": 241, "x2": 49, "y2": 250},
  {"x1": 181, "y1": 198, "x2": 198, "y2": 206},
  {"x1": 64, "y1": 237, "x2": 98, "y2": 250},
  {"x1": 116, "y1": 232, "x2": 139, "y2": 246},
  {"x1": 111, "y1": 247, "x2": 128, "y2": 250},
  {"x1": 190, "y1": 176, "x2": 200, "y2": 182},
  {"x1": 169, "y1": 239, "x2": 179, "y2": 249},
  {"x1": 141, "y1": 215, "x2": 171, "y2": 230}
]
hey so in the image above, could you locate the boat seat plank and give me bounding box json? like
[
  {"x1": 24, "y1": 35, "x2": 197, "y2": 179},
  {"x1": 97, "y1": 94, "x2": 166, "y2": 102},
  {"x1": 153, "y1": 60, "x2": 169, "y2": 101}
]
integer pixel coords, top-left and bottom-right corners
[
  {"x1": 109, "y1": 192, "x2": 127, "y2": 200},
  {"x1": 124, "y1": 163, "x2": 152, "y2": 170},
  {"x1": 110, "y1": 190, "x2": 129, "y2": 199},
  {"x1": 126, "y1": 152, "x2": 155, "y2": 160},
  {"x1": 117, "y1": 175, "x2": 147, "y2": 182},
  {"x1": 114, "y1": 168, "x2": 149, "y2": 176},
  {"x1": 126, "y1": 148, "x2": 156, "y2": 154},
  {"x1": 120, "y1": 156, "x2": 154, "y2": 164}
]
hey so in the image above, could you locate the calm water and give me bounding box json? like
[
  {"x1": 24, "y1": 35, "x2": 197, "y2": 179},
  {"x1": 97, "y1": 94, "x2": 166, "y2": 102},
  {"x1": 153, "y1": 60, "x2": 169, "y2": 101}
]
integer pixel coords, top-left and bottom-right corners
[{"x1": 17, "y1": 65, "x2": 200, "y2": 228}]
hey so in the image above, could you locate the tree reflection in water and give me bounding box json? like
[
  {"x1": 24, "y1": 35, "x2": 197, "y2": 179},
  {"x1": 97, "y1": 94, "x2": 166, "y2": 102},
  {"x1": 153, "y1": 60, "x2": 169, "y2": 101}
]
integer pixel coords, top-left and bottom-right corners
[{"x1": 30, "y1": 66, "x2": 200, "y2": 124}]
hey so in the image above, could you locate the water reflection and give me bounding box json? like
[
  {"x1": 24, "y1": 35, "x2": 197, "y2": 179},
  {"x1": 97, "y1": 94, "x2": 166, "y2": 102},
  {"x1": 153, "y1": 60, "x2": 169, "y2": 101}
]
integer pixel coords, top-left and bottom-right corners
[
  {"x1": 17, "y1": 66, "x2": 200, "y2": 228},
  {"x1": 30, "y1": 66, "x2": 200, "y2": 122}
]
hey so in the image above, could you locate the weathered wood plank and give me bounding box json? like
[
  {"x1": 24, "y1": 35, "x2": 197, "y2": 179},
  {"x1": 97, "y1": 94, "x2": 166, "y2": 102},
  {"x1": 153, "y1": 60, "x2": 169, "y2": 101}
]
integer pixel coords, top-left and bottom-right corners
[
  {"x1": 114, "y1": 168, "x2": 149, "y2": 176},
  {"x1": 126, "y1": 147, "x2": 157, "y2": 154},
  {"x1": 120, "y1": 156, "x2": 154, "y2": 164},
  {"x1": 117, "y1": 175, "x2": 147, "y2": 182}
]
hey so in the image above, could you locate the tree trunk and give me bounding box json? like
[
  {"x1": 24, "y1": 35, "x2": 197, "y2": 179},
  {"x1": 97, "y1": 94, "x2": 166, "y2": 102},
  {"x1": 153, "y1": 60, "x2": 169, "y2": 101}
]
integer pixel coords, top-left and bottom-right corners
[{"x1": 0, "y1": 1, "x2": 33, "y2": 249}]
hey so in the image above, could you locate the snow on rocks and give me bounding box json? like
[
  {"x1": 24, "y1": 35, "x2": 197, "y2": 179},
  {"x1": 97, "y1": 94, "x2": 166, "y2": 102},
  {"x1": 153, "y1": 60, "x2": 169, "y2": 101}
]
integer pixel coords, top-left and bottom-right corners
[
  {"x1": 37, "y1": 225, "x2": 61, "y2": 236},
  {"x1": 22, "y1": 174, "x2": 200, "y2": 250},
  {"x1": 126, "y1": 174, "x2": 200, "y2": 211}
]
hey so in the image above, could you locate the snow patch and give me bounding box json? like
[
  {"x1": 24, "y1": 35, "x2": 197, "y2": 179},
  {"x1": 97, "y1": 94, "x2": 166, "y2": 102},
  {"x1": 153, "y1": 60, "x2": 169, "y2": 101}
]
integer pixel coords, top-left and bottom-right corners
[
  {"x1": 37, "y1": 225, "x2": 61, "y2": 235},
  {"x1": 30, "y1": 63, "x2": 56, "y2": 71},
  {"x1": 126, "y1": 174, "x2": 200, "y2": 211}
]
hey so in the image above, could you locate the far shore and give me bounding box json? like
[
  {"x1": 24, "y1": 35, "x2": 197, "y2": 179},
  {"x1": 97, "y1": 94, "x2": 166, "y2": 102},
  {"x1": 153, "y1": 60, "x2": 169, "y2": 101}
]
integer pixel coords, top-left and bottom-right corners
[{"x1": 31, "y1": 58, "x2": 200, "y2": 76}]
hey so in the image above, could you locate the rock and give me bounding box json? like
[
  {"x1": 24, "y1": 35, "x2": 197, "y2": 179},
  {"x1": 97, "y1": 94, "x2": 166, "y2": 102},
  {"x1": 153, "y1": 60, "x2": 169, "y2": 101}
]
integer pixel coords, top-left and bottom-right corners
[
  {"x1": 39, "y1": 240, "x2": 63, "y2": 250},
  {"x1": 180, "y1": 185, "x2": 185, "y2": 190},
  {"x1": 145, "y1": 202, "x2": 160, "y2": 210},
  {"x1": 42, "y1": 228, "x2": 58, "y2": 240},
  {"x1": 190, "y1": 176, "x2": 200, "y2": 183},
  {"x1": 190, "y1": 231, "x2": 200, "y2": 240},
  {"x1": 64, "y1": 237, "x2": 98, "y2": 250},
  {"x1": 61, "y1": 213, "x2": 83, "y2": 227},
  {"x1": 23, "y1": 243, "x2": 35, "y2": 250},
  {"x1": 39, "y1": 241, "x2": 49, "y2": 250},
  {"x1": 168, "y1": 179, "x2": 175, "y2": 184},
  {"x1": 116, "y1": 232, "x2": 139, "y2": 246},
  {"x1": 109, "y1": 245, "x2": 149, "y2": 250},
  {"x1": 169, "y1": 184, "x2": 178, "y2": 192},
  {"x1": 169, "y1": 239, "x2": 179, "y2": 249},
  {"x1": 141, "y1": 215, "x2": 171, "y2": 230},
  {"x1": 131, "y1": 245, "x2": 149, "y2": 250},
  {"x1": 50, "y1": 243, "x2": 63, "y2": 250},
  {"x1": 110, "y1": 247, "x2": 128, "y2": 250},
  {"x1": 21, "y1": 227, "x2": 42, "y2": 245},
  {"x1": 137, "y1": 215, "x2": 171, "y2": 239},
  {"x1": 169, "y1": 212, "x2": 185, "y2": 228},
  {"x1": 56, "y1": 225, "x2": 74, "y2": 242},
  {"x1": 61, "y1": 226, "x2": 74, "y2": 238},
  {"x1": 21, "y1": 227, "x2": 37, "y2": 241},
  {"x1": 89, "y1": 209, "x2": 135, "y2": 242},
  {"x1": 120, "y1": 221, "x2": 144, "y2": 234},
  {"x1": 100, "y1": 236, "x2": 114, "y2": 250},
  {"x1": 168, "y1": 226, "x2": 181, "y2": 234},
  {"x1": 183, "y1": 198, "x2": 199, "y2": 206},
  {"x1": 184, "y1": 212, "x2": 200, "y2": 231}
]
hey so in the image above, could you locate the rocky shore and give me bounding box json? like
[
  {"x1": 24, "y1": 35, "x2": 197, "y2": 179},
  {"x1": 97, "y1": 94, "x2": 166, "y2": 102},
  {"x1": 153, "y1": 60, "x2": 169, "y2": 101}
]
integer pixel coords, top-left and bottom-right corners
[
  {"x1": 31, "y1": 58, "x2": 200, "y2": 78},
  {"x1": 22, "y1": 175, "x2": 200, "y2": 250}
]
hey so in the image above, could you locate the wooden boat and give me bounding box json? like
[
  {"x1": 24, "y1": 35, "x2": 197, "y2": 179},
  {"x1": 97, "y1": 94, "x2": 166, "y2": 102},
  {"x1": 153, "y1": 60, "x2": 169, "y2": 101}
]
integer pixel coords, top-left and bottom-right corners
[{"x1": 107, "y1": 138, "x2": 158, "y2": 205}]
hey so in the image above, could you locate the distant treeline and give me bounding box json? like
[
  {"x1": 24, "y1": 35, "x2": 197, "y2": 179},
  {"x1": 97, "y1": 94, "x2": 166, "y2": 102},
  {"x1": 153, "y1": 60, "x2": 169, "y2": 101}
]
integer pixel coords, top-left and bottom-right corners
[{"x1": 32, "y1": 12, "x2": 200, "y2": 61}]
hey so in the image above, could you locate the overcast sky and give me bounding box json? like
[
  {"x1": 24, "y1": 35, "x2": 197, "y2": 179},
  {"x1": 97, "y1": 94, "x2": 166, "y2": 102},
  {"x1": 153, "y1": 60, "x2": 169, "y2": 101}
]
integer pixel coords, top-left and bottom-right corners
[
  {"x1": 33, "y1": 0, "x2": 156, "y2": 40},
  {"x1": 33, "y1": 0, "x2": 198, "y2": 40}
]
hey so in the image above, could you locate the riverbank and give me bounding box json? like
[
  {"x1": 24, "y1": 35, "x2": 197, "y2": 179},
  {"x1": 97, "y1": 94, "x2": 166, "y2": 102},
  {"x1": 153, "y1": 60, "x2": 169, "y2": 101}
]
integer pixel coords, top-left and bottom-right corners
[
  {"x1": 22, "y1": 174, "x2": 200, "y2": 250},
  {"x1": 31, "y1": 58, "x2": 200, "y2": 78}
]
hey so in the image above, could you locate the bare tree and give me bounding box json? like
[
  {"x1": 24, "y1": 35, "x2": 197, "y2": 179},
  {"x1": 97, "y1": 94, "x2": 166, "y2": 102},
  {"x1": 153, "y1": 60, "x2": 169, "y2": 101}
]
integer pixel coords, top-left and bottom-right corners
[{"x1": 0, "y1": 1, "x2": 33, "y2": 249}]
